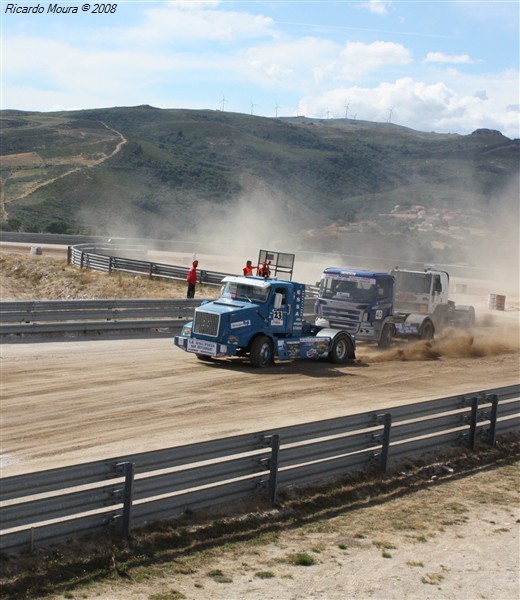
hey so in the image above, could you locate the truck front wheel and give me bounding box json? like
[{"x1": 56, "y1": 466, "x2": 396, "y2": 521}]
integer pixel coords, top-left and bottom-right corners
[
  {"x1": 329, "y1": 333, "x2": 354, "y2": 364},
  {"x1": 378, "y1": 323, "x2": 394, "y2": 349},
  {"x1": 250, "y1": 336, "x2": 274, "y2": 368}
]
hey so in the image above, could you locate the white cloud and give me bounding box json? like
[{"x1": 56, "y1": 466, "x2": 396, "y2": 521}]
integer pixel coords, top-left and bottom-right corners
[
  {"x1": 299, "y1": 73, "x2": 520, "y2": 139},
  {"x1": 424, "y1": 52, "x2": 476, "y2": 64},
  {"x1": 120, "y1": 3, "x2": 276, "y2": 45},
  {"x1": 358, "y1": 1, "x2": 394, "y2": 16},
  {"x1": 335, "y1": 41, "x2": 412, "y2": 81}
]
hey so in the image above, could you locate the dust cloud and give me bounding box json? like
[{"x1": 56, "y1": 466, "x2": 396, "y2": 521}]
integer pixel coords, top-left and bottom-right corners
[{"x1": 358, "y1": 325, "x2": 519, "y2": 363}]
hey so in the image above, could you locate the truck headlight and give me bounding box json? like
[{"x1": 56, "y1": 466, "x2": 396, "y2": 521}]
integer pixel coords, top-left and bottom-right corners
[{"x1": 181, "y1": 323, "x2": 192, "y2": 336}]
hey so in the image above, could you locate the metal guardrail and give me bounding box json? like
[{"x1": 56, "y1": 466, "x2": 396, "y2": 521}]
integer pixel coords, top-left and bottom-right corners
[
  {"x1": 0, "y1": 296, "x2": 318, "y2": 336},
  {"x1": 68, "y1": 243, "x2": 234, "y2": 287},
  {"x1": 1, "y1": 384, "x2": 518, "y2": 555},
  {"x1": 0, "y1": 298, "x2": 204, "y2": 335}
]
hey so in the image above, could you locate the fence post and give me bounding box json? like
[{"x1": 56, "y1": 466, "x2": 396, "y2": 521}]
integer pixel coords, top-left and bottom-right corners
[
  {"x1": 108, "y1": 256, "x2": 113, "y2": 275},
  {"x1": 468, "y1": 396, "x2": 479, "y2": 450},
  {"x1": 380, "y1": 413, "x2": 392, "y2": 472},
  {"x1": 268, "y1": 434, "x2": 280, "y2": 505},
  {"x1": 80, "y1": 251, "x2": 85, "y2": 269},
  {"x1": 487, "y1": 394, "x2": 499, "y2": 447},
  {"x1": 116, "y1": 462, "x2": 135, "y2": 539},
  {"x1": 67, "y1": 246, "x2": 72, "y2": 265}
]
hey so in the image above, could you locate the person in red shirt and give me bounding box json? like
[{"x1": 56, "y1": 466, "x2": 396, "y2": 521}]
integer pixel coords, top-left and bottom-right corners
[
  {"x1": 243, "y1": 260, "x2": 253, "y2": 276},
  {"x1": 186, "y1": 260, "x2": 199, "y2": 298},
  {"x1": 258, "y1": 260, "x2": 271, "y2": 278}
]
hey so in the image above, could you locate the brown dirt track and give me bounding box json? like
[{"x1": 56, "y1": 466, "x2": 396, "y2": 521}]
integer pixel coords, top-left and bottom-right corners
[{"x1": 1, "y1": 331, "x2": 519, "y2": 478}]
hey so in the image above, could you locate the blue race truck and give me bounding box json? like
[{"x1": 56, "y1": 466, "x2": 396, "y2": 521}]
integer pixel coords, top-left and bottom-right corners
[
  {"x1": 174, "y1": 275, "x2": 355, "y2": 367},
  {"x1": 315, "y1": 267, "x2": 475, "y2": 348}
]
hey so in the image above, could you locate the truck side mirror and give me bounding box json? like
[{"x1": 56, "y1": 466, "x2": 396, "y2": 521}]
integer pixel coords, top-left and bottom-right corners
[{"x1": 274, "y1": 293, "x2": 283, "y2": 309}]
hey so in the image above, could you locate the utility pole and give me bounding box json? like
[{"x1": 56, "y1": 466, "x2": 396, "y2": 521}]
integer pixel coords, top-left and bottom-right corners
[
  {"x1": 275, "y1": 103, "x2": 279, "y2": 118},
  {"x1": 221, "y1": 95, "x2": 227, "y2": 112},
  {"x1": 250, "y1": 101, "x2": 257, "y2": 115}
]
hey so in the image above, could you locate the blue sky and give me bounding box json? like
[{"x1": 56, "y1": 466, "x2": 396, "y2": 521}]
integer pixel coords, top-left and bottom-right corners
[{"x1": 2, "y1": 0, "x2": 519, "y2": 137}]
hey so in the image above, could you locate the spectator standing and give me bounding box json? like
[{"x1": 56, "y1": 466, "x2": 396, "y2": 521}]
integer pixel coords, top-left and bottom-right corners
[
  {"x1": 186, "y1": 260, "x2": 199, "y2": 298},
  {"x1": 243, "y1": 260, "x2": 253, "y2": 276},
  {"x1": 258, "y1": 260, "x2": 271, "y2": 278}
]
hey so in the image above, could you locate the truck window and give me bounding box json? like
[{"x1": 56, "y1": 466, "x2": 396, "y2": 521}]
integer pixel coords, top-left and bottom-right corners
[
  {"x1": 395, "y1": 272, "x2": 431, "y2": 294},
  {"x1": 320, "y1": 277, "x2": 377, "y2": 303},
  {"x1": 221, "y1": 281, "x2": 269, "y2": 303},
  {"x1": 377, "y1": 280, "x2": 392, "y2": 298},
  {"x1": 273, "y1": 287, "x2": 286, "y2": 305}
]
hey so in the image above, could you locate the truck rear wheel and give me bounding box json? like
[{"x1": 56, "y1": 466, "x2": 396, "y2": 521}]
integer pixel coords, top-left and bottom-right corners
[
  {"x1": 329, "y1": 333, "x2": 354, "y2": 364},
  {"x1": 250, "y1": 335, "x2": 274, "y2": 368},
  {"x1": 419, "y1": 319, "x2": 434, "y2": 341}
]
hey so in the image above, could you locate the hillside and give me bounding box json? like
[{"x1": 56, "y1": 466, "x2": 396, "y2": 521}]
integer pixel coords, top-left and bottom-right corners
[{"x1": 1, "y1": 106, "x2": 519, "y2": 267}]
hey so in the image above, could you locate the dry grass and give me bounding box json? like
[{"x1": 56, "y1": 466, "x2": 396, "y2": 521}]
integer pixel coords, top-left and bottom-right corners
[{"x1": 0, "y1": 253, "x2": 219, "y2": 301}]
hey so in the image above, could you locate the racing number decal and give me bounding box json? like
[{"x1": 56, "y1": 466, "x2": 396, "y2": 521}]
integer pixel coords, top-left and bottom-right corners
[
  {"x1": 375, "y1": 309, "x2": 383, "y2": 320},
  {"x1": 271, "y1": 310, "x2": 284, "y2": 326}
]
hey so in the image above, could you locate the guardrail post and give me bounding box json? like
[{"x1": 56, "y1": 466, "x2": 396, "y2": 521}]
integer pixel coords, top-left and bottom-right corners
[
  {"x1": 116, "y1": 462, "x2": 135, "y2": 539},
  {"x1": 468, "y1": 396, "x2": 479, "y2": 451},
  {"x1": 380, "y1": 413, "x2": 392, "y2": 472},
  {"x1": 268, "y1": 434, "x2": 280, "y2": 505},
  {"x1": 67, "y1": 246, "x2": 72, "y2": 265},
  {"x1": 149, "y1": 263, "x2": 155, "y2": 279},
  {"x1": 80, "y1": 251, "x2": 85, "y2": 269},
  {"x1": 108, "y1": 256, "x2": 113, "y2": 274},
  {"x1": 487, "y1": 394, "x2": 499, "y2": 447}
]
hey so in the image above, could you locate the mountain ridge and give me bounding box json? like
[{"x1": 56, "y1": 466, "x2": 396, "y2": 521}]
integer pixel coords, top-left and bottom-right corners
[{"x1": 1, "y1": 106, "x2": 518, "y2": 267}]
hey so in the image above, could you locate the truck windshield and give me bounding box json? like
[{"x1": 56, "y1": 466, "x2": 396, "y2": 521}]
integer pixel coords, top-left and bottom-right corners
[
  {"x1": 221, "y1": 281, "x2": 270, "y2": 303},
  {"x1": 320, "y1": 276, "x2": 377, "y2": 303},
  {"x1": 394, "y1": 272, "x2": 431, "y2": 294}
]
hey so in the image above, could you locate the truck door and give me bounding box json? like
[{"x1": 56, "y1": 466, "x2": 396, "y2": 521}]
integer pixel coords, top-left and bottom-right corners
[{"x1": 269, "y1": 286, "x2": 293, "y2": 335}]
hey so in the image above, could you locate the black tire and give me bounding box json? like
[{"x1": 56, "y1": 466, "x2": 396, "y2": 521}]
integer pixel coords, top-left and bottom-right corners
[
  {"x1": 250, "y1": 335, "x2": 274, "y2": 368},
  {"x1": 378, "y1": 323, "x2": 394, "y2": 349},
  {"x1": 196, "y1": 354, "x2": 212, "y2": 362},
  {"x1": 419, "y1": 319, "x2": 434, "y2": 341},
  {"x1": 456, "y1": 306, "x2": 476, "y2": 328},
  {"x1": 329, "y1": 333, "x2": 354, "y2": 364}
]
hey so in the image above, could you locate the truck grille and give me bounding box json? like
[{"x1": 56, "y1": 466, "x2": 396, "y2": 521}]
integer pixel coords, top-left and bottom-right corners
[
  {"x1": 193, "y1": 310, "x2": 220, "y2": 337},
  {"x1": 322, "y1": 305, "x2": 362, "y2": 334}
]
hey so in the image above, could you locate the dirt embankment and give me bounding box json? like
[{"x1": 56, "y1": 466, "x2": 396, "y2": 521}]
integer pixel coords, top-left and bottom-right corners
[{"x1": 0, "y1": 250, "x2": 219, "y2": 301}]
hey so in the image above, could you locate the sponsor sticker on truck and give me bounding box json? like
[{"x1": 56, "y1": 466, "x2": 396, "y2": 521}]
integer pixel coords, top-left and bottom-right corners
[{"x1": 187, "y1": 338, "x2": 226, "y2": 356}]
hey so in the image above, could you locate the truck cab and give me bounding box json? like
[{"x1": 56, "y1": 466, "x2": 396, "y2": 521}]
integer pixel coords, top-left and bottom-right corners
[
  {"x1": 315, "y1": 269, "x2": 395, "y2": 344},
  {"x1": 392, "y1": 268, "x2": 449, "y2": 327},
  {"x1": 174, "y1": 275, "x2": 355, "y2": 367},
  {"x1": 391, "y1": 268, "x2": 475, "y2": 331}
]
